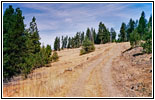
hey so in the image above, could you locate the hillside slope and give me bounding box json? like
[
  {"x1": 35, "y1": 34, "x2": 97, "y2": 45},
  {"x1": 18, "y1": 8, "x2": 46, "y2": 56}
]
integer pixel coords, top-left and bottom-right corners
[{"x1": 3, "y1": 42, "x2": 152, "y2": 97}]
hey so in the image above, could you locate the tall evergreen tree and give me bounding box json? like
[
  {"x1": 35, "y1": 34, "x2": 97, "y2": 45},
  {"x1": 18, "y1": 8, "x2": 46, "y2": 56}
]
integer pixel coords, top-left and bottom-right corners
[
  {"x1": 137, "y1": 11, "x2": 147, "y2": 38},
  {"x1": 97, "y1": 22, "x2": 110, "y2": 44},
  {"x1": 54, "y1": 37, "x2": 60, "y2": 51},
  {"x1": 64, "y1": 36, "x2": 68, "y2": 48},
  {"x1": 86, "y1": 28, "x2": 93, "y2": 41},
  {"x1": 119, "y1": 22, "x2": 126, "y2": 42},
  {"x1": 61, "y1": 36, "x2": 64, "y2": 49},
  {"x1": 110, "y1": 28, "x2": 116, "y2": 42},
  {"x1": 97, "y1": 22, "x2": 104, "y2": 44},
  {"x1": 93, "y1": 29, "x2": 97, "y2": 44},
  {"x1": 28, "y1": 17, "x2": 41, "y2": 54},
  {"x1": 126, "y1": 18, "x2": 135, "y2": 41},
  {"x1": 74, "y1": 32, "x2": 80, "y2": 48},
  {"x1": 143, "y1": 15, "x2": 152, "y2": 41},
  {"x1": 80, "y1": 32, "x2": 85, "y2": 44},
  {"x1": 3, "y1": 6, "x2": 27, "y2": 79}
]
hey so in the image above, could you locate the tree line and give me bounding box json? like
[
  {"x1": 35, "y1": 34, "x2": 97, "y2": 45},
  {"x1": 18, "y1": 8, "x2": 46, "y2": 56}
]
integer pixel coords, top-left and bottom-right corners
[
  {"x1": 54, "y1": 23, "x2": 117, "y2": 51},
  {"x1": 118, "y1": 11, "x2": 152, "y2": 53},
  {"x1": 3, "y1": 5, "x2": 58, "y2": 80},
  {"x1": 54, "y1": 11, "x2": 152, "y2": 54}
]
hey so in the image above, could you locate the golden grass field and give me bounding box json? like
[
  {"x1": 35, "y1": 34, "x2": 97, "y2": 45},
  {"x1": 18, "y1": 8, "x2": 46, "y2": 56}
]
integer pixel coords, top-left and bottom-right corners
[{"x1": 3, "y1": 42, "x2": 152, "y2": 97}]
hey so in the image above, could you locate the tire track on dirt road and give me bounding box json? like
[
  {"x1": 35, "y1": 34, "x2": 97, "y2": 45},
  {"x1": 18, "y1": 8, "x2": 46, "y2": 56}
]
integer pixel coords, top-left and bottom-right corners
[
  {"x1": 66, "y1": 43, "x2": 127, "y2": 97},
  {"x1": 66, "y1": 44, "x2": 114, "y2": 97},
  {"x1": 100, "y1": 43, "x2": 125, "y2": 97}
]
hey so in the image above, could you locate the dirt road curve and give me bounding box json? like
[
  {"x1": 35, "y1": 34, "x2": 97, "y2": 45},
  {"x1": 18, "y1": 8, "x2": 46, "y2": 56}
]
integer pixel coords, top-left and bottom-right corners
[{"x1": 66, "y1": 43, "x2": 128, "y2": 97}]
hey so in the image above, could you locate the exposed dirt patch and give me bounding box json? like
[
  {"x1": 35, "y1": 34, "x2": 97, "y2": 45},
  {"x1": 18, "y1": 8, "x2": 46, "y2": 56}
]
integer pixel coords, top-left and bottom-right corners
[{"x1": 112, "y1": 45, "x2": 152, "y2": 97}]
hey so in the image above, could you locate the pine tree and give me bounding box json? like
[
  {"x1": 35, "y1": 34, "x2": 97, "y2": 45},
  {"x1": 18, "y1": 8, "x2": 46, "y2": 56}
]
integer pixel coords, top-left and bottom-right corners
[
  {"x1": 52, "y1": 51, "x2": 59, "y2": 62},
  {"x1": 71, "y1": 37, "x2": 75, "y2": 48},
  {"x1": 119, "y1": 22, "x2": 126, "y2": 42},
  {"x1": 28, "y1": 17, "x2": 41, "y2": 54},
  {"x1": 141, "y1": 15, "x2": 152, "y2": 54},
  {"x1": 97, "y1": 22, "x2": 104, "y2": 43},
  {"x1": 80, "y1": 37, "x2": 95, "y2": 55},
  {"x1": 64, "y1": 36, "x2": 68, "y2": 48},
  {"x1": 74, "y1": 32, "x2": 80, "y2": 48},
  {"x1": 3, "y1": 6, "x2": 27, "y2": 79},
  {"x1": 46, "y1": 45, "x2": 52, "y2": 58},
  {"x1": 110, "y1": 28, "x2": 116, "y2": 42},
  {"x1": 130, "y1": 29, "x2": 140, "y2": 48},
  {"x1": 61, "y1": 36, "x2": 64, "y2": 49},
  {"x1": 106, "y1": 28, "x2": 111, "y2": 43},
  {"x1": 97, "y1": 22, "x2": 110, "y2": 44},
  {"x1": 80, "y1": 32, "x2": 85, "y2": 44},
  {"x1": 67, "y1": 37, "x2": 71, "y2": 48},
  {"x1": 93, "y1": 29, "x2": 97, "y2": 44},
  {"x1": 126, "y1": 18, "x2": 135, "y2": 41},
  {"x1": 86, "y1": 28, "x2": 93, "y2": 41},
  {"x1": 54, "y1": 37, "x2": 60, "y2": 51},
  {"x1": 137, "y1": 11, "x2": 147, "y2": 38}
]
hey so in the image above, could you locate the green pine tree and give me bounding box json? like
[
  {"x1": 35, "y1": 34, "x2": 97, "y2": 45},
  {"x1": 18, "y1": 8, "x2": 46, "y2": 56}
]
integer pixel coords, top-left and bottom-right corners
[
  {"x1": 126, "y1": 18, "x2": 135, "y2": 41},
  {"x1": 3, "y1": 6, "x2": 27, "y2": 79},
  {"x1": 137, "y1": 11, "x2": 147, "y2": 38},
  {"x1": 29, "y1": 17, "x2": 41, "y2": 54},
  {"x1": 119, "y1": 22, "x2": 126, "y2": 42},
  {"x1": 110, "y1": 28, "x2": 116, "y2": 42}
]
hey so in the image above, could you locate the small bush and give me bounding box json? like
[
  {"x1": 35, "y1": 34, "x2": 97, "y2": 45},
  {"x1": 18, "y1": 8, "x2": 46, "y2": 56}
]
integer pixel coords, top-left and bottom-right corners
[
  {"x1": 141, "y1": 39, "x2": 152, "y2": 54},
  {"x1": 141, "y1": 28, "x2": 152, "y2": 54},
  {"x1": 130, "y1": 29, "x2": 140, "y2": 48},
  {"x1": 80, "y1": 37, "x2": 95, "y2": 55},
  {"x1": 52, "y1": 51, "x2": 59, "y2": 62}
]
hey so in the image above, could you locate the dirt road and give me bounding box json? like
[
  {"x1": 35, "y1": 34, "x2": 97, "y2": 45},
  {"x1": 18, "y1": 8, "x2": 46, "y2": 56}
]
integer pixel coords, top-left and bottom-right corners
[{"x1": 66, "y1": 43, "x2": 129, "y2": 97}]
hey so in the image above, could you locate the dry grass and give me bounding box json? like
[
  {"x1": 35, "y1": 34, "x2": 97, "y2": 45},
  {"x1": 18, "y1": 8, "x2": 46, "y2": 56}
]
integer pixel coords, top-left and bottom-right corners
[
  {"x1": 3, "y1": 43, "x2": 150, "y2": 97},
  {"x1": 3, "y1": 44, "x2": 111, "y2": 97}
]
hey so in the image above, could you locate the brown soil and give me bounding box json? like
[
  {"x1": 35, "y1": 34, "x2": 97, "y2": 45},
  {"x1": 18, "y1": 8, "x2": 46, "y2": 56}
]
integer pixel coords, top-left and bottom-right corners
[{"x1": 112, "y1": 44, "x2": 152, "y2": 97}]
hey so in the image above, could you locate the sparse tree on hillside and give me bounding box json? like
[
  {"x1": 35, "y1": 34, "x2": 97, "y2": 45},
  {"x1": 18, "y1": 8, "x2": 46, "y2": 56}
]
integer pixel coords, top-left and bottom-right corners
[
  {"x1": 126, "y1": 18, "x2": 135, "y2": 41},
  {"x1": 80, "y1": 37, "x2": 95, "y2": 55},
  {"x1": 141, "y1": 15, "x2": 152, "y2": 54},
  {"x1": 137, "y1": 11, "x2": 147, "y2": 38},
  {"x1": 119, "y1": 22, "x2": 126, "y2": 42},
  {"x1": 74, "y1": 32, "x2": 81, "y2": 48},
  {"x1": 86, "y1": 28, "x2": 93, "y2": 42},
  {"x1": 67, "y1": 37, "x2": 71, "y2": 48},
  {"x1": 52, "y1": 51, "x2": 59, "y2": 62},
  {"x1": 97, "y1": 22, "x2": 110, "y2": 44},
  {"x1": 54, "y1": 37, "x2": 60, "y2": 51},
  {"x1": 110, "y1": 28, "x2": 116, "y2": 42},
  {"x1": 64, "y1": 36, "x2": 68, "y2": 48},
  {"x1": 130, "y1": 29, "x2": 140, "y2": 48},
  {"x1": 61, "y1": 36, "x2": 64, "y2": 49},
  {"x1": 80, "y1": 32, "x2": 85, "y2": 44}
]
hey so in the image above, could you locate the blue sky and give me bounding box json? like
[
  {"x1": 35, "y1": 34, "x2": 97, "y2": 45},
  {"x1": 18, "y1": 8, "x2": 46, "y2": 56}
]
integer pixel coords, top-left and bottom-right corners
[{"x1": 3, "y1": 3, "x2": 152, "y2": 47}]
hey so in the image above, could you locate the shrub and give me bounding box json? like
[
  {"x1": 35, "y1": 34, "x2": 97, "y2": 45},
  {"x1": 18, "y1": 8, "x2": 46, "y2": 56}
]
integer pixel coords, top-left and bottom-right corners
[
  {"x1": 130, "y1": 29, "x2": 140, "y2": 48},
  {"x1": 52, "y1": 51, "x2": 59, "y2": 62},
  {"x1": 80, "y1": 37, "x2": 95, "y2": 55},
  {"x1": 141, "y1": 28, "x2": 152, "y2": 54},
  {"x1": 141, "y1": 39, "x2": 152, "y2": 54}
]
